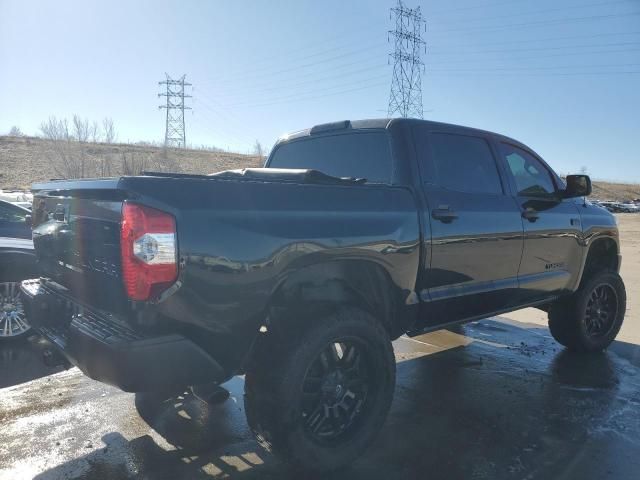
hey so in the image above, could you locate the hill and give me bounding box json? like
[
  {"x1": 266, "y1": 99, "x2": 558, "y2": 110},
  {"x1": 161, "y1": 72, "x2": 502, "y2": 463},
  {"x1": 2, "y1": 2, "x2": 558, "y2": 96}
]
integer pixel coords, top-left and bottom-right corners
[
  {"x1": 589, "y1": 180, "x2": 640, "y2": 202},
  {"x1": 1, "y1": 135, "x2": 638, "y2": 201},
  {"x1": 0, "y1": 135, "x2": 263, "y2": 190}
]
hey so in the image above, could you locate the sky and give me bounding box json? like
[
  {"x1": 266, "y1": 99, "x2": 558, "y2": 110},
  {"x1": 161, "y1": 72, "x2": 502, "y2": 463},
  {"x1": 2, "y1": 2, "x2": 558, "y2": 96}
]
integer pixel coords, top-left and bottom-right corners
[{"x1": 1, "y1": 0, "x2": 639, "y2": 181}]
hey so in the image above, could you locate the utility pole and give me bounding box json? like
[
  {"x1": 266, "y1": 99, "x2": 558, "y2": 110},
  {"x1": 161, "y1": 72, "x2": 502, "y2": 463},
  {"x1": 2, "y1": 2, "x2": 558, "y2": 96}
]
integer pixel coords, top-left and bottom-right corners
[
  {"x1": 387, "y1": 0, "x2": 426, "y2": 119},
  {"x1": 158, "y1": 74, "x2": 192, "y2": 148}
]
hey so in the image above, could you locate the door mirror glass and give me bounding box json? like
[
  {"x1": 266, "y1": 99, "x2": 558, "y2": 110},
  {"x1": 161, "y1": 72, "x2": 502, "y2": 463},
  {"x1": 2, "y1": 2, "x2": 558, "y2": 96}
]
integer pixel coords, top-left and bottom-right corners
[{"x1": 564, "y1": 174, "x2": 592, "y2": 198}]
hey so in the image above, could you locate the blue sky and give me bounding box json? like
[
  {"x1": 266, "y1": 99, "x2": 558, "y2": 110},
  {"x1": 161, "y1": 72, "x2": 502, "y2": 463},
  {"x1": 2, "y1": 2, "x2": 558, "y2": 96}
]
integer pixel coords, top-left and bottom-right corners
[{"x1": 1, "y1": 0, "x2": 639, "y2": 181}]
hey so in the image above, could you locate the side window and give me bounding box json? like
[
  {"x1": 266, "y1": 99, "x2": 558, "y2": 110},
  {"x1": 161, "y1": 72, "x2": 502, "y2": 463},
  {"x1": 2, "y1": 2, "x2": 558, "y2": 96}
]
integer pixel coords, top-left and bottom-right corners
[
  {"x1": 500, "y1": 144, "x2": 556, "y2": 196},
  {"x1": 0, "y1": 203, "x2": 27, "y2": 223},
  {"x1": 428, "y1": 133, "x2": 503, "y2": 195}
]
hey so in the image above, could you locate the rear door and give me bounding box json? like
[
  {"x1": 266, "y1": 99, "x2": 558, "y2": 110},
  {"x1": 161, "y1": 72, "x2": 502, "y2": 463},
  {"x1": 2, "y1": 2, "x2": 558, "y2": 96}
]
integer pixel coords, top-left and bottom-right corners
[
  {"x1": 496, "y1": 142, "x2": 583, "y2": 301},
  {"x1": 413, "y1": 127, "x2": 524, "y2": 326}
]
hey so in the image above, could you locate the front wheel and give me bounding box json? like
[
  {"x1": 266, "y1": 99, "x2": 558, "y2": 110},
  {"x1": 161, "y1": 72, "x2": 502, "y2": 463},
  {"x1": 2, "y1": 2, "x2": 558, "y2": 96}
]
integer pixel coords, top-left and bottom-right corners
[
  {"x1": 0, "y1": 281, "x2": 31, "y2": 341},
  {"x1": 244, "y1": 308, "x2": 395, "y2": 473},
  {"x1": 548, "y1": 271, "x2": 626, "y2": 352}
]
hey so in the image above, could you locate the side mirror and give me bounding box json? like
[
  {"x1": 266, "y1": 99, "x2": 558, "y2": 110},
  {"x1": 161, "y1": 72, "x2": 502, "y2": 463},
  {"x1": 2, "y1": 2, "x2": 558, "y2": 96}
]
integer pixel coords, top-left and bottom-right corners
[
  {"x1": 24, "y1": 214, "x2": 32, "y2": 226},
  {"x1": 564, "y1": 174, "x2": 592, "y2": 198}
]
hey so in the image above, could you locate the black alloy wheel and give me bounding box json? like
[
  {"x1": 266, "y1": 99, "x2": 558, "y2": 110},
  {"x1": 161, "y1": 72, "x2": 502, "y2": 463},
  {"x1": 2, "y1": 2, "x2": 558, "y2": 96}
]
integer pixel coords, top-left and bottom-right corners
[
  {"x1": 584, "y1": 284, "x2": 618, "y2": 338},
  {"x1": 301, "y1": 338, "x2": 373, "y2": 444}
]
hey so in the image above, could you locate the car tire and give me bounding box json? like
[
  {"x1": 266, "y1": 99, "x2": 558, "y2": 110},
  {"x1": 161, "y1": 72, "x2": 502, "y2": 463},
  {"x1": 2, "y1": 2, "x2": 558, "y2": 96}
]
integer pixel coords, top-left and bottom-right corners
[
  {"x1": 244, "y1": 307, "x2": 395, "y2": 473},
  {"x1": 0, "y1": 281, "x2": 31, "y2": 341},
  {"x1": 548, "y1": 271, "x2": 625, "y2": 352}
]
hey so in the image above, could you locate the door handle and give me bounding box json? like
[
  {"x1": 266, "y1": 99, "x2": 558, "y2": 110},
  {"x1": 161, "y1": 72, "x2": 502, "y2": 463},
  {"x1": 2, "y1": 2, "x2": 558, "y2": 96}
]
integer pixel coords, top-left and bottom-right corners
[
  {"x1": 432, "y1": 206, "x2": 458, "y2": 223},
  {"x1": 521, "y1": 208, "x2": 539, "y2": 222}
]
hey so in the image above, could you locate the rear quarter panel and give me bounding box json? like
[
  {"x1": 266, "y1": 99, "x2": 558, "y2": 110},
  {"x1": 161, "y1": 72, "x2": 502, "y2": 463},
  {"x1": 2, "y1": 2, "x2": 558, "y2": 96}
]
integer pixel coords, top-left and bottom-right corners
[{"x1": 122, "y1": 176, "x2": 421, "y2": 372}]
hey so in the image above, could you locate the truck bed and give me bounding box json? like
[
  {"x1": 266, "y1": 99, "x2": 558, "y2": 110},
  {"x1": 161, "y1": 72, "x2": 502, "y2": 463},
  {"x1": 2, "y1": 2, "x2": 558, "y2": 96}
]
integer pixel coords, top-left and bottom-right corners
[{"x1": 29, "y1": 169, "x2": 421, "y2": 382}]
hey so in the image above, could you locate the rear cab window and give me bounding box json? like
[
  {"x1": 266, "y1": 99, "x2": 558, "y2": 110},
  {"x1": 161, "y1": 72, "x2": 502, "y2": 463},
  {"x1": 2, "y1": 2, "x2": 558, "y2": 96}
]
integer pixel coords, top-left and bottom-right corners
[{"x1": 267, "y1": 131, "x2": 393, "y2": 184}]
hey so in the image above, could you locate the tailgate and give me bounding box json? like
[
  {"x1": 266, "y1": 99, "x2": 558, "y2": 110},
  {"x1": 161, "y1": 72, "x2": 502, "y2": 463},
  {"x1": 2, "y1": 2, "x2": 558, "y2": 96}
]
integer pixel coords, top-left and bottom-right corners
[{"x1": 31, "y1": 179, "x2": 128, "y2": 312}]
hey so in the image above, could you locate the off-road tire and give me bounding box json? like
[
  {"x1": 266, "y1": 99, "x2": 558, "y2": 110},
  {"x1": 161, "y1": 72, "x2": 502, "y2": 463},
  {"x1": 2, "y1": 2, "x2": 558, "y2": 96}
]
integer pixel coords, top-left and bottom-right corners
[
  {"x1": 244, "y1": 307, "x2": 395, "y2": 473},
  {"x1": 548, "y1": 271, "x2": 625, "y2": 352}
]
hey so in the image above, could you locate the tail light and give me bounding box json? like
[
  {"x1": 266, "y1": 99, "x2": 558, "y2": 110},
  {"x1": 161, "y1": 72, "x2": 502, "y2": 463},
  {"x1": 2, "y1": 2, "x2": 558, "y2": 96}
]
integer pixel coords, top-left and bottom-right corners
[{"x1": 120, "y1": 203, "x2": 177, "y2": 301}]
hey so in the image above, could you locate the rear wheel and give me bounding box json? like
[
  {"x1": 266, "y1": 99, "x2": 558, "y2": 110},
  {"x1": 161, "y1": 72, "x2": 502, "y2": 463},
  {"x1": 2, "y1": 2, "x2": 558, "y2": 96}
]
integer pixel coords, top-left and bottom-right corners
[
  {"x1": 244, "y1": 308, "x2": 395, "y2": 473},
  {"x1": 0, "y1": 281, "x2": 31, "y2": 341},
  {"x1": 548, "y1": 271, "x2": 625, "y2": 352}
]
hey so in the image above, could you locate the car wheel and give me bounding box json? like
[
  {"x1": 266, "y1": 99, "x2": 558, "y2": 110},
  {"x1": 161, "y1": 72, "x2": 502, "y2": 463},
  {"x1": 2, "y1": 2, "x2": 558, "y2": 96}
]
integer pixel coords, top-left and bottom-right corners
[
  {"x1": 244, "y1": 307, "x2": 395, "y2": 473},
  {"x1": 548, "y1": 271, "x2": 625, "y2": 352},
  {"x1": 0, "y1": 281, "x2": 31, "y2": 340}
]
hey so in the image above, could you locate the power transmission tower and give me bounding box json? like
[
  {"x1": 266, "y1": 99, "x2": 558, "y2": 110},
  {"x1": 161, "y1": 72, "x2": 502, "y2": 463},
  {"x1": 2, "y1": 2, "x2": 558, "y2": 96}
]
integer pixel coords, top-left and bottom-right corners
[
  {"x1": 158, "y1": 74, "x2": 192, "y2": 148},
  {"x1": 387, "y1": 0, "x2": 426, "y2": 118}
]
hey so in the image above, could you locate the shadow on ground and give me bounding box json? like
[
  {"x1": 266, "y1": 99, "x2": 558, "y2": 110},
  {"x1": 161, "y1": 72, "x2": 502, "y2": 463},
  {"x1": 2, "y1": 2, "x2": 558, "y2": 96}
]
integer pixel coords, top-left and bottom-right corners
[
  {"x1": 0, "y1": 334, "x2": 64, "y2": 388},
  {"x1": 8, "y1": 318, "x2": 640, "y2": 480}
]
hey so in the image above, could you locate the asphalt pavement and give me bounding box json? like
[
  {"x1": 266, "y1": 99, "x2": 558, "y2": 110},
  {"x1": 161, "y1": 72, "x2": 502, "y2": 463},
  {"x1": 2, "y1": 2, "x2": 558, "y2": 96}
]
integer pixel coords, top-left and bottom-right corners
[{"x1": 1, "y1": 317, "x2": 639, "y2": 479}]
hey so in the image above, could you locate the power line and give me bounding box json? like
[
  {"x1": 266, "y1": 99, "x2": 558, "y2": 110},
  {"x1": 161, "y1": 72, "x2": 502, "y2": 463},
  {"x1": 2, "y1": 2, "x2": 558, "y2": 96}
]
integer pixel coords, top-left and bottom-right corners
[
  {"x1": 207, "y1": 43, "x2": 387, "y2": 87},
  {"x1": 428, "y1": 11, "x2": 640, "y2": 36},
  {"x1": 199, "y1": 42, "x2": 386, "y2": 87},
  {"x1": 428, "y1": 0, "x2": 633, "y2": 23},
  {"x1": 207, "y1": 32, "x2": 640, "y2": 94},
  {"x1": 427, "y1": 47, "x2": 640, "y2": 64},
  {"x1": 201, "y1": 62, "x2": 387, "y2": 98},
  {"x1": 199, "y1": 21, "x2": 638, "y2": 102},
  {"x1": 428, "y1": 0, "x2": 529, "y2": 16},
  {"x1": 427, "y1": 70, "x2": 640, "y2": 76},
  {"x1": 158, "y1": 74, "x2": 192, "y2": 148},
  {"x1": 429, "y1": 30, "x2": 640, "y2": 50},
  {"x1": 388, "y1": 0, "x2": 427, "y2": 118},
  {"x1": 428, "y1": 41, "x2": 640, "y2": 55},
  {"x1": 214, "y1": 65, "x2": 640, "y2": 112},
  {"x1": 191, "y1": 105, "x2": 253, "y2": 147},
  {"x1": 219, "y1": 74, "x2": 391, "y2": 108},
  {"x1": 205, "y1": 41, "x2": 639, "y2": 109},
  {"x1": 428, "y1": 63, "x2": 640, "y2": 72},
  {"x1": 227, "y1": 80, "x2": 390, "y2": 110}
]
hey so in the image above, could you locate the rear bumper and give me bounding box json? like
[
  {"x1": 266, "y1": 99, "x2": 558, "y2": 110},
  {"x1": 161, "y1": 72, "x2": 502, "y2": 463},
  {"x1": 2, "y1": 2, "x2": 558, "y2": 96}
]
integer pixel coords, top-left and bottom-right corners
[{"x1": 20, "y1": 279, "x2": 225, "y2": 392}]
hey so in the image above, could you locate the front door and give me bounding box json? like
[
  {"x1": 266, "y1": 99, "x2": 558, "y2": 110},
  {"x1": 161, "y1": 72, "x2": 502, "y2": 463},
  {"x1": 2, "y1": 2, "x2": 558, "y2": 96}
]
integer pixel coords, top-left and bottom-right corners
[
  {"x1": 496, "y1": 142, "x2": 583, "y2": 303},
  {"x1": 413, "y1": 128, "x2": 524, "y2": 327}
]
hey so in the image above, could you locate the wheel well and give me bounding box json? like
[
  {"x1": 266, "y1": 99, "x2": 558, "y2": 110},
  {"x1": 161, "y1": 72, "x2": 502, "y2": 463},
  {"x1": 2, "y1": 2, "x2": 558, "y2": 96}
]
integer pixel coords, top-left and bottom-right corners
[
  {"x1": 265, "y1": 260, "x2": 405, "y2": 340},
  {"x1": 583, "y1": 238, "x2": 618, "y2": 278}
]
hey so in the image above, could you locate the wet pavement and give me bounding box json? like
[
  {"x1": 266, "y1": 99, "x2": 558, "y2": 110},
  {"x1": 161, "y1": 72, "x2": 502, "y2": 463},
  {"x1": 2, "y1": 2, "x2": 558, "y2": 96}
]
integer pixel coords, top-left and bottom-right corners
[{"x1": 1, "y1": 317, "x2": 640, "y2": 480}]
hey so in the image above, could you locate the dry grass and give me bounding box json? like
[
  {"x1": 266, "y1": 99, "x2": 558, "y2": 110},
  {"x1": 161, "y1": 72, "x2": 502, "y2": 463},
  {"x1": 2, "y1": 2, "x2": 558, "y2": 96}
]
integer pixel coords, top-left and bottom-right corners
[
  {"x1": 0, "y1": 136, "x2": 263, "y2": 189},
  {"x1": 1, "y1": 135, "x2": 638, "y2": 200},
  {"x1": 590, "y1": 180, "x2": 640, "y2": 202}
]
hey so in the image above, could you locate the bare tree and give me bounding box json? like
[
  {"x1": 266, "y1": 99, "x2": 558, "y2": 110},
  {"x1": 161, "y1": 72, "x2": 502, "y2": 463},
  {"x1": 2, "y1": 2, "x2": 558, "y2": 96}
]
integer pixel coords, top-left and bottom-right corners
[
  {"x1": 39, "y1": 115, "x2": 122, "y2": 178},
  {"x1": 40, "y1": 116, "x2": 78, "y2": 178},
  {"x1": 8, "y1": 126, "x2": 23, "y2": 136},
  {"x1": 253, "y1": 140, "x2": 265, "y2": 159},
  {"x1": 102, "y1": 117, "x2": 116, "y2": 144},
  {"x1": 72, "y1": 115, "x2": 91, "y2": 143},
  {"x1": 121, "y1": 151, "x2": 150, "y2": 176},
  {"x1": 40, "y1": 116, "x2": 69, "y2": 142},
  {"x1": 71, "y1": 115, "x2": 93, "y2": 177},
  {"x1": 90, "y1": 120, "x2": 99, "y2": 143}
]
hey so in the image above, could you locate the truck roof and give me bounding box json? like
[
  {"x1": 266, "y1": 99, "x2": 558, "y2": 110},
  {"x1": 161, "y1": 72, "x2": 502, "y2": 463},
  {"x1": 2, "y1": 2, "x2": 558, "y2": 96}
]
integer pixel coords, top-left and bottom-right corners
[{"x1": 279, "y1": 118, "x2": 526, "y2": 149}]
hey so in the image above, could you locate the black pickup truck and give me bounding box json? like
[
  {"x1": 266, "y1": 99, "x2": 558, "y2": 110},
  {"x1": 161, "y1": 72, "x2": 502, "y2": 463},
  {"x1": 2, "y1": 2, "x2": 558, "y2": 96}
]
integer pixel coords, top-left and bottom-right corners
[{"x1": 21, "y1": 118, "x2": 626, "y2": 471}]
